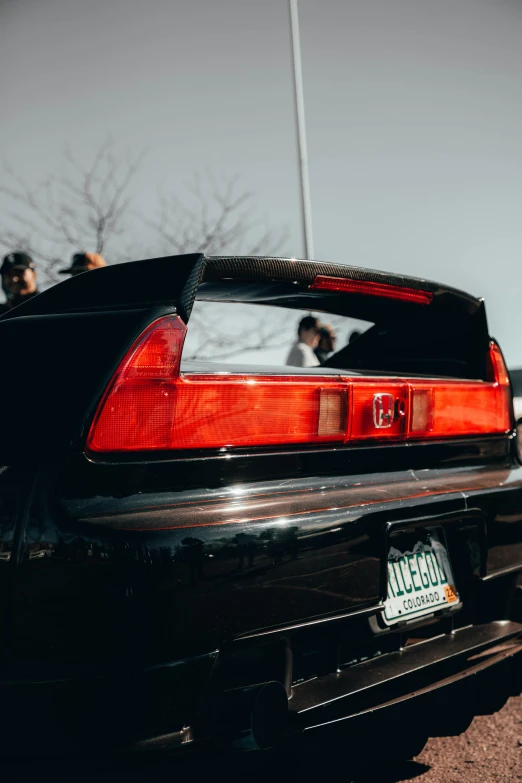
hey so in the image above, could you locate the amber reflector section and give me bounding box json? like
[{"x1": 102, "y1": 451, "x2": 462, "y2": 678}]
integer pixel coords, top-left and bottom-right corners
[
  {"x1": 318, "y1": 389, "x2": 347, "y2": 436},
  {"x1": 411, "y1": 390, "x2": 433, "y2": 433}
]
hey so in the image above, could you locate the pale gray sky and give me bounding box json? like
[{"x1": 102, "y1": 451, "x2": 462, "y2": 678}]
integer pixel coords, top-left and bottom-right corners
[{"x1": 2, "y1": 0, "x2": 522, "y2": 364}]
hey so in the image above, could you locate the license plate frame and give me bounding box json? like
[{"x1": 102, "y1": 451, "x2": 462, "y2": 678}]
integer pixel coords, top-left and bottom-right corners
[{"x1": 383, "y1": 526, "x2": 460, "y2": 626}]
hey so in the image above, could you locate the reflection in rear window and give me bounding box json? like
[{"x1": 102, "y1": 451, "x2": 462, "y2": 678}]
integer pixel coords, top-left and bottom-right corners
[{"x1": 182, "y1": 301, "x2": 372, "y2": 369}]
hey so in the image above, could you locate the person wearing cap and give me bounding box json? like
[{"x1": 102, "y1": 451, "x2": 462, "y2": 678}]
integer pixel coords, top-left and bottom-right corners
[
  {"x1": 59, "y1": 252, "x2": 106, "y2": 277},
  {"x1": 0, "y1": 252, "x2": 39, "y2": 314}
]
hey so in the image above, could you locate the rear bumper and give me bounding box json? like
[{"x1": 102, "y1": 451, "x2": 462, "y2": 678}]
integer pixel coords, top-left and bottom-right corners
[
  {"x1": 8, "y1": 620, "x2": 521, "y2": 757},
  {"x1": 291, "y1": 620, "x2": 522, "y2": 734},
  {"x1": 116, "y1": 619, "x2": 522, "y2": 758}
]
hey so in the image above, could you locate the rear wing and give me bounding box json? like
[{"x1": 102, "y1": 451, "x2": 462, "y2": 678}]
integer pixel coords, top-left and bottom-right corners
[
  {"x1": 0, "y1": 254, "x2": 501, "y2": 463},
  {"x1": 1, "y1": 253, "x2": 480, "y2": 321}
]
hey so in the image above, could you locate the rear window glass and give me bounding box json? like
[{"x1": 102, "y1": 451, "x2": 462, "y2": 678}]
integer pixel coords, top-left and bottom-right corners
[{"x1": 182, "y1": 301, "x2": 372, "y2": 370}]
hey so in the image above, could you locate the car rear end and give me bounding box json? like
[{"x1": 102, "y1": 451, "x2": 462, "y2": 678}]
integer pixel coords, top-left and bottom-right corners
[{"x1": 0, "y1": 253, "x2": 521, "y2": 760}]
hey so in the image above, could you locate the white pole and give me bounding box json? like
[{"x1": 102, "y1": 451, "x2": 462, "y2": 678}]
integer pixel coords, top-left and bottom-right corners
[{"x1": 289, "y1": 0, "x2": 314, "y2": 259}]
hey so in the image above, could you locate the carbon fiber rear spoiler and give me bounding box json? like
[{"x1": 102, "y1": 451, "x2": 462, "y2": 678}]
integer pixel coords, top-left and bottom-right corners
[{"x1": 0, "y1": 253, "x2": 481, "y2": 322}]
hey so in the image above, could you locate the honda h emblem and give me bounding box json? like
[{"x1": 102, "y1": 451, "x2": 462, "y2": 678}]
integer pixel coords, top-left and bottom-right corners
[{"x1": 373, "y1": 393, "x2": 395, "y2": 428}]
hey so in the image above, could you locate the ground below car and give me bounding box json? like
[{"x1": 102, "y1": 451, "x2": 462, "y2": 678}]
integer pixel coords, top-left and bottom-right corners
[{"x1": 4, "y1": 694, "x2": 521, "y2": 782}]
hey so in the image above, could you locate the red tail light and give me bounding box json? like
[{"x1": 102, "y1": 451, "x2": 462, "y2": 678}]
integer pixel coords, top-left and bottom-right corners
[
  {"x1": 87, "y1": 317, "x2": 187, "y2": 452},
  {"x1": 87, "y1": 318, "x2": 512, "y2": 454},
  {"x1": 170, "y1": 379, "x2": 348, "y2": 449},
  {"x1": 310, "y1": 275, "x2": 434, "y2": 305},
  {"x1": 87, "y1": 316, "x2": 349, "y2": 452}
]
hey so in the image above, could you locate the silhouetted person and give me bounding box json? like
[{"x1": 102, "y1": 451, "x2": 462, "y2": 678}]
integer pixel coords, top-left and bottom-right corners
[
  {"x1": 59, "y1": 251, "x2": 106, "y2": 277},
  {"x1": 314, "y1": 324, "x2": 337, "y2": 364},
  {"x1": 235, "y1": 532, "x2": 257, "y2": 569},
  {"x1": 0, "y1": 252, "x2": 39, "y2": 314},
  {"x1": 286, "y1": 315, "x2": 320, "y2": 367},
  {"x1": 181, "y1": 537, "x2": 205, "y2": 583}
]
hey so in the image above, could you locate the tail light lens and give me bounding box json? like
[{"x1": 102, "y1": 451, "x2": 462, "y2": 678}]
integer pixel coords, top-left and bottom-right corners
[
  {"x1": 170, "y1": 380, "x2": 348, "y2": 449},
  {"x1": 87, "y1": 317, "x2": 187, "y2": 452},
  {"x1": 87, "y1": 318, "x2": 513, "y2": 454}
]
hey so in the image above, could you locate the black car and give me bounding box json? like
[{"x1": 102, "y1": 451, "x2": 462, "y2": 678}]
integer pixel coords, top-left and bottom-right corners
[{"x1": 1, "y1": 254, "x2": 521, "y2": 762}]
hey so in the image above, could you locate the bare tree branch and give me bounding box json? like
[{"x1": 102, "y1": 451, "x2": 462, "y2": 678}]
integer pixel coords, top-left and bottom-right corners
[
  {"x1": 0, "y1": 138, "x2": 146, "y2": 283},
  {"x1": 0, "y1": 148, "x2": 290, "y2": 361},
  {"x1": 184, "y1": 315, "x2": 291, "y2": 361},
  {"x1": 148, "y1": 171, "x2": 287, "y2": 258}
]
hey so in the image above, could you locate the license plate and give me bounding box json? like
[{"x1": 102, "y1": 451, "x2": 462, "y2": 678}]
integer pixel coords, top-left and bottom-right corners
[{"x1": 383, "y1": 528, "x2": 459, "y2": 626}]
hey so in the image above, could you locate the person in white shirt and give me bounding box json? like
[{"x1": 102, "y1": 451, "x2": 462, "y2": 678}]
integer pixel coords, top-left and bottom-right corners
[{"x1": 285, "y1": 315, "x2": 321, "y2": 367}]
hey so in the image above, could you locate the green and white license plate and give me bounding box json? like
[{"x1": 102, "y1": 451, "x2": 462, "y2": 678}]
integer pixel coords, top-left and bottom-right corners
[{"x1": 383, "y1": 528, "x2": 459, "y2": 626}]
